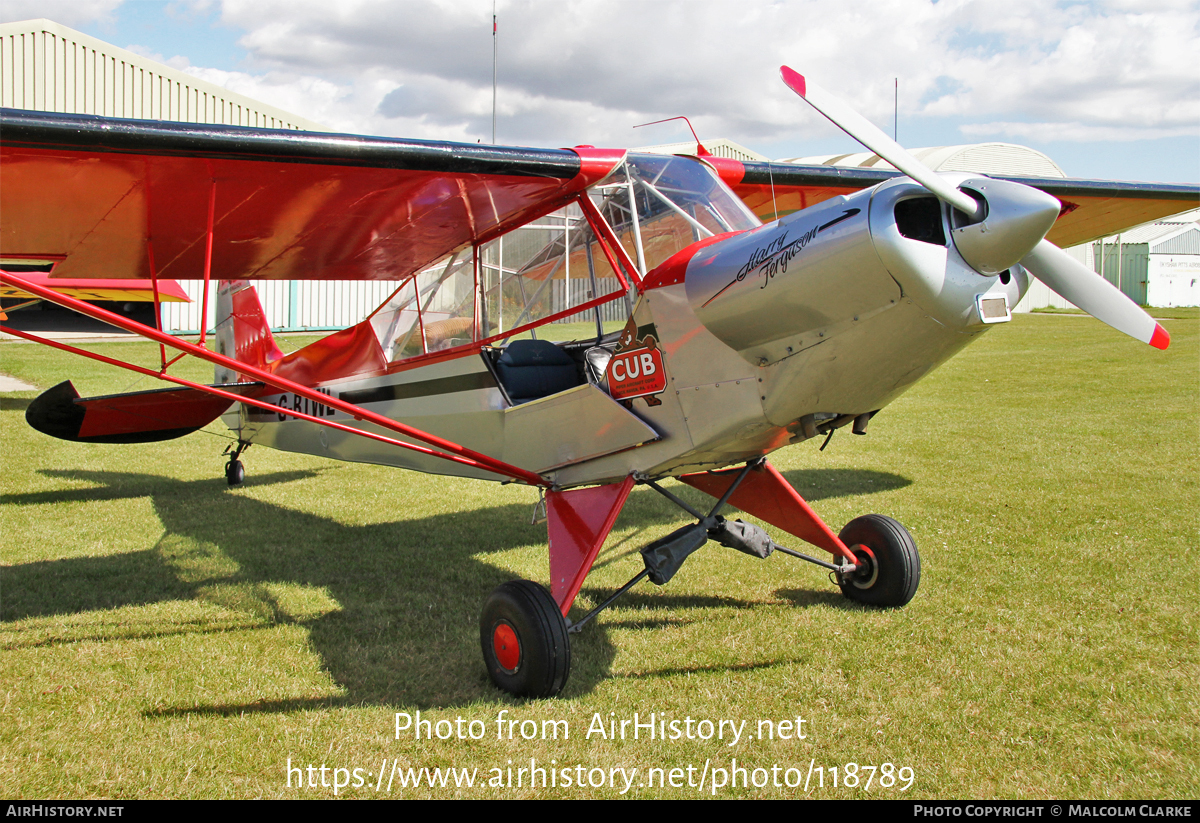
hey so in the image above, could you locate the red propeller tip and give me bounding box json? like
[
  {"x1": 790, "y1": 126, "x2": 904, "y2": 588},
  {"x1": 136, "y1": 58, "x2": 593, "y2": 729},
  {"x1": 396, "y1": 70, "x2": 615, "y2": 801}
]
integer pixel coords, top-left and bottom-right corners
[
  {"x1": 1149, "y1": 323, "x2": 1170, "y2": 350},
  {"x1": 779, "y1": 66, "x2": 806, "y2": 97}
]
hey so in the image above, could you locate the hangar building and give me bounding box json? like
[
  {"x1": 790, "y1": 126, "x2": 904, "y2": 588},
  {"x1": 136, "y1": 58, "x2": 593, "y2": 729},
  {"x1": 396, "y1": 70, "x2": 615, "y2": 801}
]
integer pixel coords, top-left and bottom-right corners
[{"x1": 0, "y1": 18, "x2": 405, "y2": 336}]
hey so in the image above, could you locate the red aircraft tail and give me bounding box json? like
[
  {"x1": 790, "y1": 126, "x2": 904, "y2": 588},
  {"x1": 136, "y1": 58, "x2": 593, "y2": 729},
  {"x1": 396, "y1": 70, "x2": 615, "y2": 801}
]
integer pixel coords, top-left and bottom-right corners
[{"x1": 214, "y1": 280, "x2": 284, "y2": 381}]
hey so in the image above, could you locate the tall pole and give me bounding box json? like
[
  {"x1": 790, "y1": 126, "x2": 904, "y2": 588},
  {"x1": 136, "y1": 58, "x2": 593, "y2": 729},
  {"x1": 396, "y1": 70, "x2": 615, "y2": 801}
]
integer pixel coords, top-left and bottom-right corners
[
  {"x1": 492, "y1": 1, "x2": 497, "y2": 144},
  {"x1": 894, "y1": 77, "x2": 898, "y2": 141},
  {"x1": 1117, "y1": 233, "x2": 1123, "y2": 294}
]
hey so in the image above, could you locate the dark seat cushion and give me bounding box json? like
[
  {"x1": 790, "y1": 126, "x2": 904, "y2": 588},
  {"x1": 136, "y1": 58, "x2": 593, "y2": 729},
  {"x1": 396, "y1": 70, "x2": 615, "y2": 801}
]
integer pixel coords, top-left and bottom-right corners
[{"x1": 496, "y1": 339, "x2": 580, "y2": 404}]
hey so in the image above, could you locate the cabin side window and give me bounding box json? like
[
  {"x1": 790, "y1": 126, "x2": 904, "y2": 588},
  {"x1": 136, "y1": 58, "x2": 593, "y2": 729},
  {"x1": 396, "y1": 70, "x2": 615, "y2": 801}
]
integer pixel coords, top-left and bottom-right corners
[
  {"x1": 368, "y1": 252, "x2": 477, "y2": 362},
  {"x1": 366, "y1": 153, "x2": 760, "y2": 367},
  {"x1": 476, "y1": 202, "x2": 633, "y2": 344}
]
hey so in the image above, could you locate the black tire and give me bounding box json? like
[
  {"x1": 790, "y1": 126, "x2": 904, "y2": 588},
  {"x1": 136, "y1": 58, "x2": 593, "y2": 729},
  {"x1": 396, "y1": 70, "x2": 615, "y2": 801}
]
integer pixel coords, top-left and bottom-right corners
[
  {"x1": 225, "y1": 459, "x2": 245, "y2": 487},
  {"x1": 480, "y1": 580, "x2": 571, "y2": 698},
  {"x1": 837, "y1": 514, "x2": 920, "y2": 607}
]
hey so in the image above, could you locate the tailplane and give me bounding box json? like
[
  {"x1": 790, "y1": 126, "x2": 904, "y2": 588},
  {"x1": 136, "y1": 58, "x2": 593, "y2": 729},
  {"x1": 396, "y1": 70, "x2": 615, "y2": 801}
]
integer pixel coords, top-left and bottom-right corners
[{"x1": 26, "y1": 380, "x2": 261, "y2": 443}]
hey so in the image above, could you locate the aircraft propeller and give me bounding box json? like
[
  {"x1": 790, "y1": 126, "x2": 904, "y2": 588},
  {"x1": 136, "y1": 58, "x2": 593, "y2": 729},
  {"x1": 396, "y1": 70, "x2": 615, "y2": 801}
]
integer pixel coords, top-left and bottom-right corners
[{"x1": 780, "y1": 66, "x2": 1170, "y2": 349}]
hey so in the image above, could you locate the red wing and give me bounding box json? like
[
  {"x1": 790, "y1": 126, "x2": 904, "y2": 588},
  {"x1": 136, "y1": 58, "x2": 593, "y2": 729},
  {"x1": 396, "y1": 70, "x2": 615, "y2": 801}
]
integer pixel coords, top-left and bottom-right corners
[
  {"x1": 0, "y1": 272, "x2": 190, "y2": 302},
  {"x1": 1, "y1": 109, "x2": 622, "y2": 283},
  {"x1": 716, "y1": 160, "x2": 1198, "y2": 247}
]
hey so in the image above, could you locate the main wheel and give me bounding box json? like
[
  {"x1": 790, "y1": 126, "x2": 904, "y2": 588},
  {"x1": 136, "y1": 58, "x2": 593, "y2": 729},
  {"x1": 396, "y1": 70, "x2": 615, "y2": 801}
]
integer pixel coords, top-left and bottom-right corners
[
  {"x1": 480, "y1": 580, "x2": 571, "y2": 698},
  {"x1": 837, "y1": 514, "x2": 920, "y2": 607},
  {"x1": 225, "y1": 459, "x2": 245, "y2": 487}
]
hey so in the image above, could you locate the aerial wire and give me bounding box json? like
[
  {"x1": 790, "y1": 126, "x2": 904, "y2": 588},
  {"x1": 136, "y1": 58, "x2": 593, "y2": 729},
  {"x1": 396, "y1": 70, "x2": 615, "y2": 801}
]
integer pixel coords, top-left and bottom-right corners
[{"x1": 492, "y1": 0, "x2": 497, "y2": 144}]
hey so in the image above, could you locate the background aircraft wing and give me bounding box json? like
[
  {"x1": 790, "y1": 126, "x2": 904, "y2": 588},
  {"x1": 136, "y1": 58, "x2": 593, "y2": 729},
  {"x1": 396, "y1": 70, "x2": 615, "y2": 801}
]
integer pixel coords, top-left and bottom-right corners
[
  {"x1": 0, "y1": 273, "x2": 190, "y2": 302},
  {"x1": 720, "y1": 160, "x2": 1198, "y2": 247},
  {"x1": 0, "y1": 109, "x2": 622, "y2": 284}
]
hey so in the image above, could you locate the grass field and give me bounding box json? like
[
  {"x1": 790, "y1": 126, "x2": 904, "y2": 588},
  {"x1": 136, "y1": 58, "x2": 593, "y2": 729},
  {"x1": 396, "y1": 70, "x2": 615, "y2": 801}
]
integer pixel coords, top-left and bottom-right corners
[{"x1": 1, "y1": 312, "x2": 1196, "y2": 799}]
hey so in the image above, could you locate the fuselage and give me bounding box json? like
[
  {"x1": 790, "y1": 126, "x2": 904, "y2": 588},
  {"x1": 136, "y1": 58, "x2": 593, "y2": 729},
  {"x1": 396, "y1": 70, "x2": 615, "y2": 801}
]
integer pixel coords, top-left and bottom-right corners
[{"x1": 226, "y1": 159, "x2": 1034, "y2": 487}]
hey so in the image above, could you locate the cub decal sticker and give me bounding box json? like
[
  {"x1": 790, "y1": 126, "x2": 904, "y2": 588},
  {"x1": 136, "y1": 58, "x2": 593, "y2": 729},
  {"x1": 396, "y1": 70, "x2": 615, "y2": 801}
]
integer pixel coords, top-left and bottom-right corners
[
  {"x1": 610, "y1": 316, "x2": 666, "y2": 404},
  {"x1": 607, "y1": 347, "x2": 666, "y2": 400}
]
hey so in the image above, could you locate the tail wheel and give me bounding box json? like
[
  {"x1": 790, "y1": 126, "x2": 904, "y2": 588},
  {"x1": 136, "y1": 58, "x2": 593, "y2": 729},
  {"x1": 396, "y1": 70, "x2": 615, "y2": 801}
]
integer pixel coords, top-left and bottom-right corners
[
  {"x1": 225, "y1": 459, "x2": 245, "y2": 487},
  {"x1": 480, "y1": 580, "x2": 570, "y2": 698},
  {"x1": 837, "y1": 514, "x2": 920, "y2": 607}
]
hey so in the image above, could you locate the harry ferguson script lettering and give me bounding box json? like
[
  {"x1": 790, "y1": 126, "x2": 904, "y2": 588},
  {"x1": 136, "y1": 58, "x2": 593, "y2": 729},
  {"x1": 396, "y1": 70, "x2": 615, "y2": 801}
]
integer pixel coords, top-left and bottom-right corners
[{"x1": 701, "y1": 208, "x2": 859, "y2": 307}]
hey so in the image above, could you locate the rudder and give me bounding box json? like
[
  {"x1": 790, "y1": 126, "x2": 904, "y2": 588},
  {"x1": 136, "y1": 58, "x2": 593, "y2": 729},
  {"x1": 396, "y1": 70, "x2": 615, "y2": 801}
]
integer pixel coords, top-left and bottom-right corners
[{"x1": 214, "y1": 280, "x2": 283, "y2": 382}]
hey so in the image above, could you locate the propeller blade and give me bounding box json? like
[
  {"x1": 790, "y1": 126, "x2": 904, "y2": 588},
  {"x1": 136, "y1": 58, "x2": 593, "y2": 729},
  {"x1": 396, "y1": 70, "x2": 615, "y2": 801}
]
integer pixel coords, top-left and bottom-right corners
[
  {"x1": 1021, "y1": 240, "x2": 1170, "y2": 349},
  {"x1": 780, "y1": 66, "x2": 982, "y2": 219}
]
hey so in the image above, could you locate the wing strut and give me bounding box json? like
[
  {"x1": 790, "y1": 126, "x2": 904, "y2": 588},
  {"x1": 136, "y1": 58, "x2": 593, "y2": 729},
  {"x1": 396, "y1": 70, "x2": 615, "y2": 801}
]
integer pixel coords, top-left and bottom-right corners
[
  {"x1": 3, "y1": 323, "x2": 541, "y2": 480},
  {"x1": 0, "y1": 269, "x2": 551, "y2": 487}
]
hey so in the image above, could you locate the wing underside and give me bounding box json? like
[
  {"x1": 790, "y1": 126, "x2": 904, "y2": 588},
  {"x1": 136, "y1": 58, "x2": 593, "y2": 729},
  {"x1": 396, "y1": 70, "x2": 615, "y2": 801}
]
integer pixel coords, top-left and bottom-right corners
[
  {"x1": 727, "y1": 162, "x2": 1198, "y2": 247},
  {"x1": 0, "y1": 109, "x2": 621, "y2": 284},
  {"x1": 4, "y1": 109, "x2": 1194, "y2": 286}
]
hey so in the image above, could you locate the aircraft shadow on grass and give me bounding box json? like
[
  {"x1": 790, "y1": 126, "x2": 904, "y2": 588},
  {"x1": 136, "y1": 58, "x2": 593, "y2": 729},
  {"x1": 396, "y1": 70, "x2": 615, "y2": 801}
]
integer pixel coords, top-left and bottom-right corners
[
  {"x1": 2, "y1": 465, "x2": 909, "y2": 712},
  {"x1": 0, "y1": 396, "x2": 34, "y2": 412}
]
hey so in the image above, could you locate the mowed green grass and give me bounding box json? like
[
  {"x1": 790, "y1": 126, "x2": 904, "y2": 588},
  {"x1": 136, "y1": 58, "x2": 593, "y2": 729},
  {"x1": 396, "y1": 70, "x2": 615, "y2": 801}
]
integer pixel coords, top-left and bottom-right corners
[{"x1": 1, "y1": 313, "x2": 1196, "y2": 799}]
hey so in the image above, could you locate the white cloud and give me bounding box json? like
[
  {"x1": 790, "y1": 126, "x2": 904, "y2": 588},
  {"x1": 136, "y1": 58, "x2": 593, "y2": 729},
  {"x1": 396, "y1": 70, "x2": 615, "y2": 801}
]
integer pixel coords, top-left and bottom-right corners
[
  {"x1": 190, "y1": 0, "x2": 1197, "y2": 150},
  {"x1": 181, "y1": 65, "x2": 357, "y2": 127},
  {"x1": 961, "y1": 121, "x2": 1198, "y2": 143},
  {"x1": 122, "y1": 43, "x2": 193, "y2": 71},
  {"x1": 33, "y1": 0, "x2": 1188, "y2": 159},
  {"x1": 0, "y1": 0, "x2": 124, "y2": 28},
  {"x1": 921, "y1": 2, "x2": 1200, "y2": 132}
]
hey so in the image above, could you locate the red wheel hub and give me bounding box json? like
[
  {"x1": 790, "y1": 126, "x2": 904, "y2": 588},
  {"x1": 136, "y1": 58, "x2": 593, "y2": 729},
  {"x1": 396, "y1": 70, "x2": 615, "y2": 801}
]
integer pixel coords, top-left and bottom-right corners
[{"x1": 492, "y1": 623, "x2": 521, "y2": 672}]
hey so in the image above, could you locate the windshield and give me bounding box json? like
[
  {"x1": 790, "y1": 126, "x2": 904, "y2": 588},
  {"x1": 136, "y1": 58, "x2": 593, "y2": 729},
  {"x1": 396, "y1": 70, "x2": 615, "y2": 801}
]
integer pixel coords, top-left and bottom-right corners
[{"x1": 587, "y1": 153, "x2": 761, "y2": 276}]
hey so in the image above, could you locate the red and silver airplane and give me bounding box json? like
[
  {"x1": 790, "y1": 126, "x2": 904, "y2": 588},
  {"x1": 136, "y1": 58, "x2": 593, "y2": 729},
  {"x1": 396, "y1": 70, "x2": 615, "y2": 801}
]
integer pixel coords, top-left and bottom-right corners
[{"x1": 2, "y1": 68, "x2": 1193, "y2": 697}]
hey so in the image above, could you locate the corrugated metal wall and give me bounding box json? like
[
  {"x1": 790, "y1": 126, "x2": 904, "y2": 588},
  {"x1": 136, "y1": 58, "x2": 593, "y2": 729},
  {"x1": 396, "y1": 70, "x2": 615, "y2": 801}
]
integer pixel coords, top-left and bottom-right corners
[
  {"x1": 161, "y1": 280, "x2": 402, "y2": 335},
  {"x1": 1153, "y1": 228, "x2": 1200, "y2": 255},
  {"x1": 1018, "y1": 237, "x2": 1200, "y2": 311},
  {"x1": 926, "y1": 144, "x2": 1065, "y2": 178},
  {"x1": 550, "y1": 278, "x2": 628, "y2": 324},
  {"x1": 0, "y1": 18, "x2": 325, "y2": 129},
  {"x1": 1094, "y1": 242, "x2": 1149, "y2": 305}
]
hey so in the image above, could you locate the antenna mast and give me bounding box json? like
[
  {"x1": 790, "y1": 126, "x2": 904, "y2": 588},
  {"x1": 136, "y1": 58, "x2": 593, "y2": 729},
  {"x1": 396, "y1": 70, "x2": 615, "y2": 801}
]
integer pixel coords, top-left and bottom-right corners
[{"x1": 492, "y1": 1, "x2": 498, "y2": 144}]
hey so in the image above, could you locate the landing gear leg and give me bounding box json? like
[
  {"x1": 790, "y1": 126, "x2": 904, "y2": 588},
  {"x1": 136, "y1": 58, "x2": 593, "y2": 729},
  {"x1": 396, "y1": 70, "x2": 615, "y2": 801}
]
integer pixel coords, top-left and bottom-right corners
[{"x1": 223, "y1": 440, "x2": 249, "y2": 487}]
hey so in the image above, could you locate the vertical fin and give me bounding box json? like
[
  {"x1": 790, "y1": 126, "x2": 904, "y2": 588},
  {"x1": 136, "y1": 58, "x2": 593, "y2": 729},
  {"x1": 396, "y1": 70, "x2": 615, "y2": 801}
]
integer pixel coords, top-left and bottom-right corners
[{"x1": 214, "y1": 280, "x2": 283, "y2": 382}]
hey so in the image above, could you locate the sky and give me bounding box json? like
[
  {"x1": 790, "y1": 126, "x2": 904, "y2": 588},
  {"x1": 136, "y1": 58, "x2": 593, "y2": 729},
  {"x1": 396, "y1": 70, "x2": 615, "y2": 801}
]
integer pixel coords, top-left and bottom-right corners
[{"x1": 4, "y1": 0, "x2": 1198, "y2": 184}]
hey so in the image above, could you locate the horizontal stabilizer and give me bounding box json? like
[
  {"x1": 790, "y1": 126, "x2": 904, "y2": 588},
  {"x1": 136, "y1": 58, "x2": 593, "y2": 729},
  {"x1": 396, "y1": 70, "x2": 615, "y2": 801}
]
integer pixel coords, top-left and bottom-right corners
[{"x1": 26, "y1": 381, "x2": 262, "y2": 443}]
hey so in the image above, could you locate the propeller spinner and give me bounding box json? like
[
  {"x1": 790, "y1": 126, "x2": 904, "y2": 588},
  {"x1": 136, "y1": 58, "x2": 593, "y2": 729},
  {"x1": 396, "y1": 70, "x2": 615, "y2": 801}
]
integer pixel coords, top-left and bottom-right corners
[{"x1": 780, "y1": 66, "x2": 1169, "y2": 350}]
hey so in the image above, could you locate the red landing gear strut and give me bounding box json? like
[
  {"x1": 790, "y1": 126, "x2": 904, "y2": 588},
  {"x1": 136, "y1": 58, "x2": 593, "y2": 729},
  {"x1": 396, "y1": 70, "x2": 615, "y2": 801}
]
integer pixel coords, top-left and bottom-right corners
[{"x1": 479, "y1": 459, "x2": 920, "y2": 697}]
